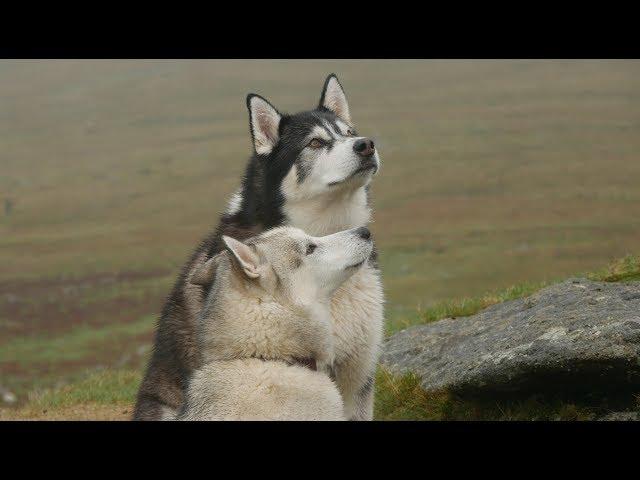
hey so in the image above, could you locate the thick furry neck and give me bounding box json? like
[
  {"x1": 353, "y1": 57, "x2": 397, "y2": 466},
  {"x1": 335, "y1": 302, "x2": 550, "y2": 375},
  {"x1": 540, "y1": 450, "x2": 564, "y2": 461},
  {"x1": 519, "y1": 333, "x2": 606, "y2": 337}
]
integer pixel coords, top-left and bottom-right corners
[
  {"x1": 225, "y1": 152, "x2": 373, "y2": 237},
  {"x1": 282, "y1": 187, "x2": 371, "y2": 236},
  {"x1": 198, "y1": 264, "x2": 334, "y2": 367}
]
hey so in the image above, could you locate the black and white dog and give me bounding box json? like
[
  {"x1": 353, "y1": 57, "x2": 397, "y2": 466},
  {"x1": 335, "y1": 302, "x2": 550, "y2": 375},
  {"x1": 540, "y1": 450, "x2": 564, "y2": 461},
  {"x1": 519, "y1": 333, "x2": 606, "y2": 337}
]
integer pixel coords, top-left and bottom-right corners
[{"x1": 133, "y1": 74, "x2": 384, "y2": 421}]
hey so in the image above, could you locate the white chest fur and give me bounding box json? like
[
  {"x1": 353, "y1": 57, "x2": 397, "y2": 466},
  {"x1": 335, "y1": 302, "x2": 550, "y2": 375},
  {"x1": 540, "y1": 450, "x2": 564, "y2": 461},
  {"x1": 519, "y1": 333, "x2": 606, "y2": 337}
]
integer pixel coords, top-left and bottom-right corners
[
  {"x1": 281, "y1": 181, "x2": 372, "y2": 237},
  {"x1": 329, "y1": 263, "x2": 384, "y2": 418}
]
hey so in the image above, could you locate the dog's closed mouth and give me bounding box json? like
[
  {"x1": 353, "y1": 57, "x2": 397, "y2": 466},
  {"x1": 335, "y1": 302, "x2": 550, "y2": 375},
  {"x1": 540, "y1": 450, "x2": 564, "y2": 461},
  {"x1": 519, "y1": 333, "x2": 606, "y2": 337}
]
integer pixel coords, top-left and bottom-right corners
[
  {"x1": 353, "y1": 163, "x2": 377, "y2": 176},
  {"x1": 328, "y1": 163, "x2": 378, "y2": 187},
  {"x1": 345, "y1": 260, "x2": 365, "y2": 270}
]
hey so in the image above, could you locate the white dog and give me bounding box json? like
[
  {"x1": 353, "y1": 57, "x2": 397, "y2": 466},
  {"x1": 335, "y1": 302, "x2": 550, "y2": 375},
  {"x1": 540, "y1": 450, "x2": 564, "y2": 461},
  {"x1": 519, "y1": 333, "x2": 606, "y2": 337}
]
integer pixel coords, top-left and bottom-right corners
[{"x1": 177, "y1": 226, "x2": 373, "y2": 421}]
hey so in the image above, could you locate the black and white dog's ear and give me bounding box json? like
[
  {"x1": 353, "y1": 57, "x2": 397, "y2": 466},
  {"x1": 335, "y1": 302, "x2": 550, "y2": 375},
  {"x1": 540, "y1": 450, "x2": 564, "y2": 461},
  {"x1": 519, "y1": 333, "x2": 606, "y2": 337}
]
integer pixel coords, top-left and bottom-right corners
[
  {"x1": 246, "y1": 94, "x2": 281, "y2": 155},
  {"x1": 318, "y1": 74, "x2": 351, "y2": 125}
]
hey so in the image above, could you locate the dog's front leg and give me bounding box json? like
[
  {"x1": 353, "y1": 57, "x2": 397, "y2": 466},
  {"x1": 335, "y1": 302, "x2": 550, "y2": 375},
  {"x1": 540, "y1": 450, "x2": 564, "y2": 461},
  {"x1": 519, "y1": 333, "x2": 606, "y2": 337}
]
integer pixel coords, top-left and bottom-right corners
[
  {"x1": 334, "y1": 359, "x2": 376, "y2": 421},
  {"x1": 352, "y1": 372, "x2": 375, "y2": 421}
]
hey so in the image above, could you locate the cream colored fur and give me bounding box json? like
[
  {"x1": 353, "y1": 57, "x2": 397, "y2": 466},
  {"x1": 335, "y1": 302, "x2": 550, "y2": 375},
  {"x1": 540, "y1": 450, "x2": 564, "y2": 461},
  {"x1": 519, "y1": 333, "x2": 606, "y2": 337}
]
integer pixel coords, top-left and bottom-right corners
[
  {"x1": 280, "y1": 88, "x2": 383, "y2": 419},
  {"x1": 178, "y1": 359, "x2": 344, "y2": 421},
  {"x1": 329, "y1": 264, "x2": 384, "y2": 419},
  {"x1": 280, "y1": 184, "x2": 383, "y2": 420},
  {"x1": 195, "y1": 254, "x2": 336, "y2": 370},
  {"x1": 136, "y1": 74, "x2": 384, "y2": 422},
  {"x1": 245, "y1": 75, "x2": 383, "y2": 420},
  {"x1": 178, "y1": 226, "x2": 373, "y2": 421}
]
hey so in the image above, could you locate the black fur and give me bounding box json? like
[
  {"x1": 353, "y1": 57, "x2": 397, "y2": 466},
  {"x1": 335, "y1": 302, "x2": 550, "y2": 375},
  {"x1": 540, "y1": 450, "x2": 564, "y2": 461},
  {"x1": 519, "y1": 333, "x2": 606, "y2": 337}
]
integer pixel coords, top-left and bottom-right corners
[
  {"x1": 359, "y1": 374, "x2": 375, "y2": 398},
  {"x1": 133, "y1": 75, "x2": 377, "y2": 420},
  {"x1": 317, "y1": 73, "x2": 345, "y2": 112}
]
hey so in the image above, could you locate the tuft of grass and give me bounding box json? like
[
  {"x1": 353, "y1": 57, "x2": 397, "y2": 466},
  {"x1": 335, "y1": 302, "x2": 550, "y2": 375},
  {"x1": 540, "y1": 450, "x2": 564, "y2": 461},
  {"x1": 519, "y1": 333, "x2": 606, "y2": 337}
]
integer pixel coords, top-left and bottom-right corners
[
  {"x1": 419, "y1": 281, "x2": 548, "y2": 325},
  {"x1": 387, "y1": 281, "x2": 550, "y2": 335},
  {"x1": 0, "y1": 369, "x2": 141, "y2": 420},
  {"x1": 374, "y1": 368, "x2": 457, "y2": 420},
  {"x1": 374, "y1": 367, "x2": 613, "y2": 421},
  {"x1": 26, "y1": 369, "x2": 141, "y2": 410},
  {"x1": 390, "y1": 254, "x2": 640, "y2": 335},
  {"x1": 589, "y1": 254, "x2": 640, "y2": 282}
]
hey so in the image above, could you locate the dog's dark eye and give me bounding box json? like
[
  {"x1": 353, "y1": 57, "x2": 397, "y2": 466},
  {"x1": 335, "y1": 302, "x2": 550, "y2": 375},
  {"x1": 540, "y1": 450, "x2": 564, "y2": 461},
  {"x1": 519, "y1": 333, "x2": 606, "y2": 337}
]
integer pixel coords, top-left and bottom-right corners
[
  {"x1": 306, "y1": 244, "x2": 317, "y2": 255},
  {"x1": 308, "y1": 138, "x2": 323, "y2": 149}
]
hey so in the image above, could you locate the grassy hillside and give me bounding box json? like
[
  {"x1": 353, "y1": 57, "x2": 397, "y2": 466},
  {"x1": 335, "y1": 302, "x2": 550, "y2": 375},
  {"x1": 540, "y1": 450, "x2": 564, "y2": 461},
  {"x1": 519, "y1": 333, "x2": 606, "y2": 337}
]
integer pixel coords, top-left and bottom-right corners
[
  {"x1": 2, "y1": 255, "x2": 638, "y2": 420},
  {"x1": 2, "y1": 60, "x2": 640, "y2": 403}
]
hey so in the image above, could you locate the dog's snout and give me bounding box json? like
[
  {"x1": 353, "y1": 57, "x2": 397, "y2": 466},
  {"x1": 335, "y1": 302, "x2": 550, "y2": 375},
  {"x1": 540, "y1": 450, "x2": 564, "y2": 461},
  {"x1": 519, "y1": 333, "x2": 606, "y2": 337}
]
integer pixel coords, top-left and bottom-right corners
[
  {"x1": 353, "y1": 138, "x2": 375, "y2": 157},
  {"x1": 354, "y1": 227, "x2": 371, "y2": 241}
]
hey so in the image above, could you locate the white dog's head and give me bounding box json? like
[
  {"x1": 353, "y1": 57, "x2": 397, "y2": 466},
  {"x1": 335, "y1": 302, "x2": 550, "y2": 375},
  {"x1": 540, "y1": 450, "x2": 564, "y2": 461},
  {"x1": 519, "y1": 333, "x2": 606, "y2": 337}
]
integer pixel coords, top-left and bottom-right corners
[{"x1": 191, "y1": 226, "x2": 373, "y2": 370}]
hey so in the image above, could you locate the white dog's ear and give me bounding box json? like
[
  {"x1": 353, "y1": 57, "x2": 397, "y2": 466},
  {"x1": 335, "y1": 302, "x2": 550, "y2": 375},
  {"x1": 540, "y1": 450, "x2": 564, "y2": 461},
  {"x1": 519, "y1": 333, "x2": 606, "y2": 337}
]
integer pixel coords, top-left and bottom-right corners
[
  {"x1": 222, "y1": 236, "x2": 261, "y2": 279},
  {"x1": 247, "y1": 94, "x2": 282, "y2": 155},
  {"x1": 318, "y1": 74, "x2": 351, "y2": 125},
  {"x1": 191, "y1": 256, "x2": 220, "y2": 286}
]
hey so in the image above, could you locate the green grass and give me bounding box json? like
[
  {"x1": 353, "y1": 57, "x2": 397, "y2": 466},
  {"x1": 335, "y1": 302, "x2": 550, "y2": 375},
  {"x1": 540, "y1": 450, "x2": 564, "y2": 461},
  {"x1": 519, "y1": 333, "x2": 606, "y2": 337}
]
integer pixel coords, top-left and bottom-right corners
[
  {"x1": 3, "y1": 254, "x2": 639, "y2": 420},
  {"x1": 0, "y1": 314, "x2": 154, "y2": 366},
  {"x1": 0, "y1": 369, "x2": 142, "y2": 419},
  {"x1": 419, "y1": 282, "x2": 547, "y2": 324},
  {"x1": 373, "y1": 367, "x2": 638, "y2": 421},
  {"x1": 71, "y1": 275, "x2": 174, "y2": 308},
  {"x1": 590, "y1": 254, "x2": 640, "y2": 282},
  {"x1": 13, "y1": 365, "x2": 601, "y2": 420},
  {"x1": 8, "y1": 365, "x2": 636, "y2": 421},
  {"x1": 387, "y1": 254, "x2": 640, "y2": 335},
  {"x1": 6, "y1": 250, "x2": 640, "y2": 420},
  {"x1": 27, "y1": 369, "x2": 142, "y2": 409}
]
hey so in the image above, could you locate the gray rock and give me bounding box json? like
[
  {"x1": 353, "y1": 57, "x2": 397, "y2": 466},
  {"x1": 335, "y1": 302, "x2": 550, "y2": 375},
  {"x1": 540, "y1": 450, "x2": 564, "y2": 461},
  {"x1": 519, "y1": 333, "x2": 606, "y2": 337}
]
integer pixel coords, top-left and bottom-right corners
[{"x1": 381, "y1": 279, "x2": 640, "y2": 394}]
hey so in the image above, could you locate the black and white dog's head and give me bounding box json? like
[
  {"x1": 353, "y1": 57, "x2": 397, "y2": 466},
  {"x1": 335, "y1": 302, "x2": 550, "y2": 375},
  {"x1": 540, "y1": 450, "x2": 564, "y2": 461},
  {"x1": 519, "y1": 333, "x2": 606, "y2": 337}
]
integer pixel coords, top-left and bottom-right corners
[{"x1": 227, "y1": 74, "x2": 380, "y2": 236}]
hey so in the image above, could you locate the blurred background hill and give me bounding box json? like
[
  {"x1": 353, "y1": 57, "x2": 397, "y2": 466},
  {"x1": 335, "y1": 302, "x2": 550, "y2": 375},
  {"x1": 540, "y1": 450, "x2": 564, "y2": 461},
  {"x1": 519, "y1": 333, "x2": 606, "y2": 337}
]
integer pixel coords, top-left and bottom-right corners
[{"x1": 1, "y1": 60, "x2": 639, "y2": 402}]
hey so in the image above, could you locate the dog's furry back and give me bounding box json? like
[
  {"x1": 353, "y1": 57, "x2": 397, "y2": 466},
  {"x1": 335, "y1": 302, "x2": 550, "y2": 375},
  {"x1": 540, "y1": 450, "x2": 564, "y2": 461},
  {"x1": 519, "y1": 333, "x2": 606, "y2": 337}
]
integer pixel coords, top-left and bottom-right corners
[
  {"x1": 178, "y1": 359, "x2": 344, "y2": 421},
  {"x1": 133, "y1": 221, "x2": 261, "y2": 420}
]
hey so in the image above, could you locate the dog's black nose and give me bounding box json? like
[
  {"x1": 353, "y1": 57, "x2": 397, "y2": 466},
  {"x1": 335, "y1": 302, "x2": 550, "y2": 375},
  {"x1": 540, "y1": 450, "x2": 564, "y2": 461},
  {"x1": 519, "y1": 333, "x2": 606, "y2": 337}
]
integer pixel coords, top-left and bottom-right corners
[
  {"x1": 355, "y1": 227, "x2": 371, "y2": 240},
  {"x1": 353, "y1": 138, "x2": 375, "y2": 157}
]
